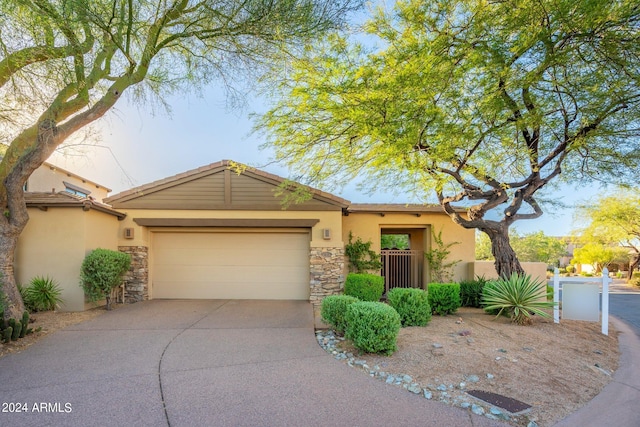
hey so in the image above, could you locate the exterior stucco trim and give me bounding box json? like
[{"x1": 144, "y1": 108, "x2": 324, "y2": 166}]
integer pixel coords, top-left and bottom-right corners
[{"x1": 133, "y1": 218, "x2": 320, "y2": 228}]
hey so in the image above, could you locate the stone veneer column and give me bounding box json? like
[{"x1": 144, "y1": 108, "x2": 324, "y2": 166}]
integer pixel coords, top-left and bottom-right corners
[
  {"x1": 309, "y1": 247, "x2": 345, "y2": 318},
  {"x1": 118, "y1": 246, "x2": 149, "y2": 303}
]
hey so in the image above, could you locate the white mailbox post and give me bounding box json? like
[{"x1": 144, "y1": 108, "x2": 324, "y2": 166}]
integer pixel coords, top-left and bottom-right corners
[{"x1": 553, "y1": 267, "x2": 611, "y2": 335}]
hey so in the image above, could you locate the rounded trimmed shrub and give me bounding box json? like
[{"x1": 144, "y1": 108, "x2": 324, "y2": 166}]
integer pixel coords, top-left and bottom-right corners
[
  {"x1": 344, "y1": 273, "x2": 384, "y2": 302},
  {"x1": 427, "y1": 283, "x2": 461, "y2": 315},
  {"x1": 386, "y1": 288, "x2": 431, "y2": 327},
  {"x1": 80, "y1": 248, "x2": 131, "y2": 310},
  {"x1": 321, "y1": 295, "x2": 360, "y2": 334},
  {"x1": 345, "y1": 301, "x2": 401, "y2": 355}
]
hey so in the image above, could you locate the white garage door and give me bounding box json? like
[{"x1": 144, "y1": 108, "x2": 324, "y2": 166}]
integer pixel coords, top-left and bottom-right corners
[{"x1": 151, "y1": 230, "x2": 310, "y2": 300}]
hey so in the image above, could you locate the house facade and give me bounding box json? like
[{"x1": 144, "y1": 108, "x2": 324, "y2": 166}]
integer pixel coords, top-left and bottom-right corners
[{"x1": 16, "y1": 160, "x2": 476, "y2": 316}]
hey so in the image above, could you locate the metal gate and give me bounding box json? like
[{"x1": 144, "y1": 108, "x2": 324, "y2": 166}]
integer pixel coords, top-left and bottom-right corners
[{"x1": 381, "y1": 250, "x2": 424, "y2": 294}]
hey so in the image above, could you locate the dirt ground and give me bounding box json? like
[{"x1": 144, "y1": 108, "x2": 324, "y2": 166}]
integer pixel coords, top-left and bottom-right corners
[{"x1": 336, "y1": 307, "x2": 619, "y2": 427}]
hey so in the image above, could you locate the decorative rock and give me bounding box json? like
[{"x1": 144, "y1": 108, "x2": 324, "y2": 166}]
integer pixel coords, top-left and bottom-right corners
[
  {"x1": 432, "y1": 343, "x2": 443, "y2": 349},
  {"x1": 486, "y1": 373, "x2": 495, "y2": 380},
  {"x1": 467, "y1": 338, "x2": 475, "y2": 344},
  {"x1": 386, "y1": 375, "x2": 395, "y2": 384},
  {"x1": 437, "y1": 384, "x2": 448, "y2": 391},
  {"x1": 471, "y1": 404, "x2": 485, "y2": 415},
  {"x1": 460, "y1": 402, "x2": 471, "y2": 409},
  {"x1": 423, "y1": 390, "x2": 433, "y2": 399},
  {"x1": 465, "y1": 375, "x2": 480, "y2": 383},
  {"x1": 498, "y1": 348, "x2": 507, "y2": 353},
  {"x1": 402, "y1": 374, "x2": 413, "y2": 383},
  {"x1": 458, "y1": 382, "x2": 466, "y2": 389},
  {"x1": 527, "y1": 421, "x2": 539, "y2": 427},
  {"x1": 408, "y1": 384, "x2": 422, "y2": 394}
]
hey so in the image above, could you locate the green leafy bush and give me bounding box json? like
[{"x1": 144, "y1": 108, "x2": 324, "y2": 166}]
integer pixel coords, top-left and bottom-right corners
[
  {"x1": 321, "y1": 295, "x2": 359, "y2": 334},
  {"x1": 427, "y1": 283, "x2": 461, "y2": 315},
  {"x1": 23, "y1": 276, "x2": 64, "y2": 312},
  {"x1": 481, "y1": 274, "x2": 555, "y2": 325},
  {"x1": 459, "y1": 277, "x2": 489, "y2": 308},
  {"x1": 344, "y1": 273, "x2": 384, "y2": 302},
  {"x1": 345, "y1": 301, "x2": 401, "y2": 355},
  {"x1": 386, "y1": 288, "x2": 431, "y2": 327},
  {"x1": 80, "y1": 248, "x2": 131, "y2": 310}
]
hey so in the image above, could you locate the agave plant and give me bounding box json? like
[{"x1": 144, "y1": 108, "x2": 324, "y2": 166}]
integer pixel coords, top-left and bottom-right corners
[
  {"x1": 481, "y1": 274, "x2": 555, "y2": 325},
  {"x1": 25, "y1": 276, "x2": 64, "y2": 312}
]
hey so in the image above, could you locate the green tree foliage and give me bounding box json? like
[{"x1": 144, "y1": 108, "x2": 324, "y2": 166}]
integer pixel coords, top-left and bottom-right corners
[
  {"x1": 381, "y1": 234, "x2": 409, "y2": 250},
  {"x1": 257, "y1": 0, "x2": 640, "y2": 280},
  {"x1": 475, "y1": 232, "x2": 493, "y2": 261},
  {"x1": 0, "y1": 0, "x2": 363, "y2": 319},
  {"x1": 575, "y1": 194, "x2": 640, "y2": 273},
  {"x1": 477, "y1": 229, "x2": 566, "y2": 266},
  {"x1": 572, "y1": 242, "x2": 630, "y2": 273}
]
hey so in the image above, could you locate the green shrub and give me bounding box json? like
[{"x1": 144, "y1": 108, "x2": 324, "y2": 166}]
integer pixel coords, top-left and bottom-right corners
[
  {"x1": 321, "y1": 295, "x2": 360, "y2": 334},
  {"x1": 345, "y1": 301, "x2": 401, "y2": 355},
  {"x1": 481, "y1": 273, "x2": 555, "y2": 325},
  {"x1": 80, "y1": 248, "x2": 131, "y2": 310},
  {"x1": 387, "y1": 288, "x2": 431, "y2": 327},
  {"x1": 344, "y1": 273, "x2": 384, "y2": 302},
  {"x1": 459, "y1": 277, "x2": 489, "y2": 308},
  {"x1": 23, "y1": 276, "x2": 64, "y2": 312},
  {"x1": 427, "y1": 283, "x2": 461, "y2": 315}
]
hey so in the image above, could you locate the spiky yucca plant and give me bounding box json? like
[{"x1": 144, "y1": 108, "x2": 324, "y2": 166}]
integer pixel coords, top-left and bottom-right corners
[{"x1": 482, "y1": 274, "x2": 555, "y2": 325}]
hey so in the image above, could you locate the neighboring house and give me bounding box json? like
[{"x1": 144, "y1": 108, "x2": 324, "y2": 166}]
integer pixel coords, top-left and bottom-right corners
[
  {"x1": 26, "y1": 161, "x2": 111, "y2": 202},
  {"x1": 15, "y1": 160, "x2": 477, "y2": 318}
]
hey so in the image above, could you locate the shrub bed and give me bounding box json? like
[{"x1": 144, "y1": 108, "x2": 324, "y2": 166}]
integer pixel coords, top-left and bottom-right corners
[
  {"x1": 386, "y1": 288, "x2": 431, "y2": 326},
  {"x1": 345, "y1": 301, "x2": 400, "y2": 355},
  {"x1": 427, "y1": 283, "x2": 461, "y2": 315},
  {"x1": 321, "y1": 295, "x2": 360, "y2": 334},
  {"x1": 459, "y1": 278, "x2": 488, "y2": 308},
  {"x1": 344, "y1": 273, "x2": 384, "y2": 302}
]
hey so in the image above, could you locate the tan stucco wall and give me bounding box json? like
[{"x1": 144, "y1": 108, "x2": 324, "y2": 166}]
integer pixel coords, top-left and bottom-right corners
[
  {"x1": 115, "y1": 209, "x2": 344, "y2": 249},
  {"x1": 470, "y1": 261, "x2": 548, "y2": 283},
  {"x1": 342, "y1": 212, "x2": 475, "y2": 282},
  {"x1": 28, "y1": 164, "x2": 109, "y2": 201},
  {"x1": 15, "y1": 207, "x2": 120, "y2": 311}
]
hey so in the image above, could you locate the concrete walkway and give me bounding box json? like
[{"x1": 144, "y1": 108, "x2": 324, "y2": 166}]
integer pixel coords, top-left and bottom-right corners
[{"x1": 0, "y1": 300, "x2": 505, "y2": 427}]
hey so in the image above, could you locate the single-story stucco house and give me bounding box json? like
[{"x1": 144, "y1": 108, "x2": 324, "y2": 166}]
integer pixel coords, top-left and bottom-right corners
[{"x1": 15, "y1": 160, "x2": 476, "y2": 316}]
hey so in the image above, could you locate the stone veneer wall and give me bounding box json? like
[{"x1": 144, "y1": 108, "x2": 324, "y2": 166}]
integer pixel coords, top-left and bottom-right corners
[
  {"x1": 309, "y1": 247, "x2": 345, "y2": 317},
  {"x1": 119, "y1": 246, "x2": 149, "y2": 303}
]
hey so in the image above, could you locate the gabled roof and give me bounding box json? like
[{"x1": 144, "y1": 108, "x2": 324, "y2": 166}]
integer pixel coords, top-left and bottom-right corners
[
  {"x1": 25, "y1": 192, "x2": 126, "y2": 219},
  {"x1": 104, "y1": 160, "x2": 350, "y2": 211}
]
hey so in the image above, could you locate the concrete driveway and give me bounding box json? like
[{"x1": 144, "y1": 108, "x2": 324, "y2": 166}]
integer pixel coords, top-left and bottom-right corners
[{"x1": 0, "y1": 300, "x2": 506, "y2": 427}]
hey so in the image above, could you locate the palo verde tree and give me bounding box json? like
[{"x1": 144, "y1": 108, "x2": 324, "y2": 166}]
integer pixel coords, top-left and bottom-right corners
[
  {"x1": 257, "y1": 0, "x2": 640, "y2": 278},
  {"x1": 576, "y1": 194, "x2": 640, "y2": 273},
  {"x1": 0, "y1": 0, "x2": 363, "y2": 320}
]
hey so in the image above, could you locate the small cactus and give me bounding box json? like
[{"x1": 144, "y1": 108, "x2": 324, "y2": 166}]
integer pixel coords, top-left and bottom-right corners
[
  {"x1": 2, "y1": 326, "x2": 12, "y2": 343},
  {"x1": 11, "y1": 321, "x2": 21, "y2": 341}
]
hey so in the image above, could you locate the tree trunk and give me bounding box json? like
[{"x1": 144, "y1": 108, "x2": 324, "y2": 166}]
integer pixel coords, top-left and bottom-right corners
[
  {"x1": 630, "y1": 254, "x2": 640, "y2": 276},
  {"x1": 0, "y1": 226, "x2": 25, "y2": 320},
  {"x1": 482, "y1": 227, "x2": 525, "y2": 279}
]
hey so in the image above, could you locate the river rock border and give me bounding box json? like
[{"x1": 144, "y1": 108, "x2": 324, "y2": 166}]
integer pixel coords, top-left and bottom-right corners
[{"x1": 315, "y1": 329, "x2": 540, "y2": 427}]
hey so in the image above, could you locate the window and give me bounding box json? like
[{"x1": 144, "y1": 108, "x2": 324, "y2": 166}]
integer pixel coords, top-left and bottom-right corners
[{"x1": 63, "y1": 181, "x2": 90, "y2": 198}]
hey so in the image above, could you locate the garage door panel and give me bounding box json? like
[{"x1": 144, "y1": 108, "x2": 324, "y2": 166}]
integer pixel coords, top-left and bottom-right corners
[{"x1": 152, "y1": 231, "x2": 310, "y2": 300}]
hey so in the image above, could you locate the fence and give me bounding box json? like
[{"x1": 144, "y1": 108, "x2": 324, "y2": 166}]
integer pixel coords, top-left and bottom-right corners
[
  {"x1": 381, "y1": 250, "x2": 424, "y2": 294},
  {"x1": 553, "y1": 267, "x2": 611, "y2": 335}
]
